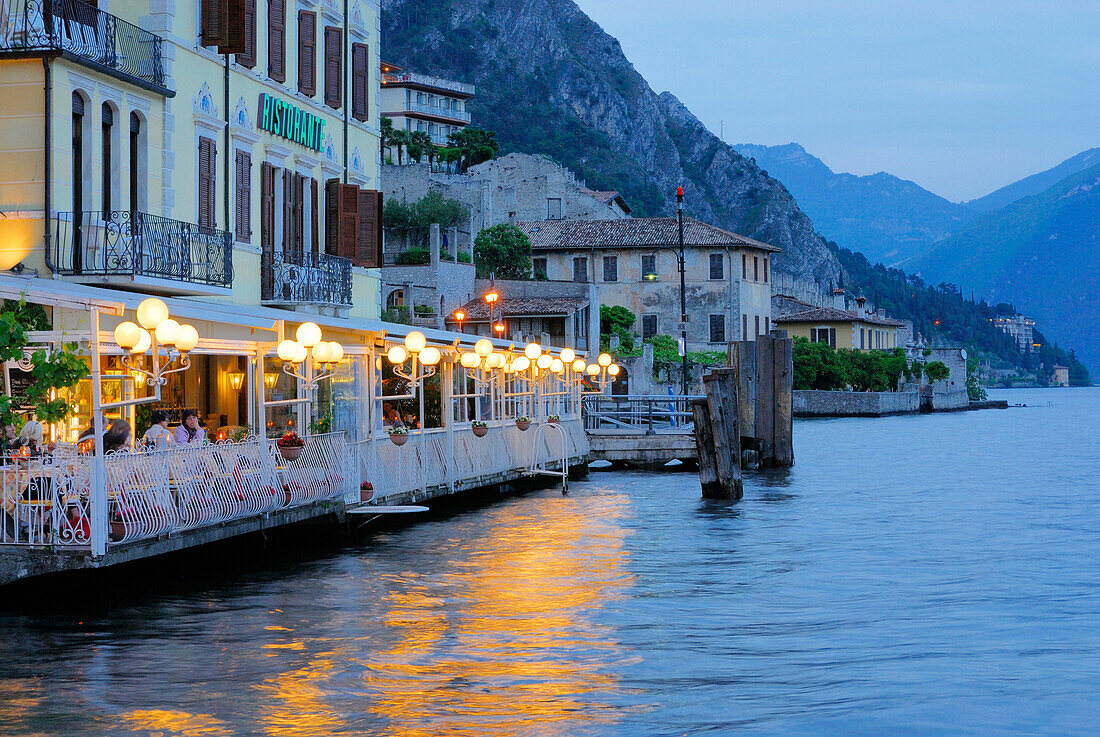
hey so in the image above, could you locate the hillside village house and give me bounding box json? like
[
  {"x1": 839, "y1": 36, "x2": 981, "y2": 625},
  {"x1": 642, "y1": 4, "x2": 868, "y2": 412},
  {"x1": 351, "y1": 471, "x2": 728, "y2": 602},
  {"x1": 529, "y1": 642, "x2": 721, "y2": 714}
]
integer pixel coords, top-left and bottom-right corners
[
  {"x1": 379, "y1": 61, "x2": 474, "y2": 150},
  {"x1": 776, "y1": 295, "x2": 904, "y2": 351},
  {"x1": 516, "y1": 217, "x2": 779, "y2": 352}
]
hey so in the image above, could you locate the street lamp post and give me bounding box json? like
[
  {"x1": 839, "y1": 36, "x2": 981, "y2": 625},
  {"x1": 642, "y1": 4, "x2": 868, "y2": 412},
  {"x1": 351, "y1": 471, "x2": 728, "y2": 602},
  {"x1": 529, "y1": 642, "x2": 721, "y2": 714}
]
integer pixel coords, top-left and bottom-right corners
[{"x1": 677, "y1": 186, "x2": 688, "y2": 397}]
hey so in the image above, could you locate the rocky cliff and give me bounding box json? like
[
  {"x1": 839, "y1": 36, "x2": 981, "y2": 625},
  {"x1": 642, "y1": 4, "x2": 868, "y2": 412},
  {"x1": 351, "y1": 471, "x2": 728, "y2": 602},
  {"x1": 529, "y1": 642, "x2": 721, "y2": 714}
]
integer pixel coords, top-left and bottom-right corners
[{"x1": 381, "y1": 0, "x2": 841, "y2": 286}]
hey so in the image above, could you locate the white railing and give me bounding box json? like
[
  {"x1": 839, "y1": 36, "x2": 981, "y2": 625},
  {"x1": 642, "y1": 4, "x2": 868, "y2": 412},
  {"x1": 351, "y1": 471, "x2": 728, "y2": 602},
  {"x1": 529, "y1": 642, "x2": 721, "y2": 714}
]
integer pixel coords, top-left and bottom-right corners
[
  {"x1": 0, "y1": 433, "x2": 355, "y2": 549},
  {"x1": 382, "y1": 71, "x2": 475, "y2": 95}
]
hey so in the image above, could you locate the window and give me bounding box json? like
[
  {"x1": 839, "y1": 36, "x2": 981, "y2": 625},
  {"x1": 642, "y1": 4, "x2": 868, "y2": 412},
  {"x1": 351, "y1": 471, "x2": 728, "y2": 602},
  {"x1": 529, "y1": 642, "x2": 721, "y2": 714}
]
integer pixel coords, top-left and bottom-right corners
[
  {"x1": 811, "y1": 327, "x2": 836, "y2": 348},
  {"x1": 283, "y1": 171, "x2": 305, "y2": 258},
  {"x1": 709, "y1": 253, "x2": 723, "y2": 280},
  {"x1": 763, "y1": 256, "x2": 769, "y2": 283},
  {"x1": 765, "y1": 316, "x2": 770, "y2": 334},
  {"x1": 860, "y1": 328, "x2": 865, "y2": 349},
  {"x1": 741, "y1": 253, "x2": 747, "y2": 280},
  {"x1": 101, "y1": 103, "x2": 113, "y2": 215},
  {"x1": 72, "y1": 93, "x2": 84, "y2": 215},
  {"x1": 532, "y1": 257, "x2": 547, "y2": 278},
  {"x1": 267, "y1": 0, "x2": 285, "y2": 82},
  {"x1": 755, "y1": 315, "x2": 760, "y2": 337},
  {"x1": 743, "y1": 314, "x2": 748, "y2": 341},
  {"x1": 297, "y1": 11, "x2": 316, "y2": 96},
  {"x1": 547, "y1": 198, "x2": 562, "y2": 219},
  {"x1": 324, "y1": 27, "x2": 343, "y2": 109},
  {"x1": 641, "y1": 253, "x2": 656, "y2": 280},
  {"x1": 642, "y1": 314, "x2": 657, "y2": 340},
  {"x1": 198, "y1": 136, "x2": 216, "y2": 227},
  {"x1": 351, "y1": 43, "x2": 369, "y2": 122},
  {"x1": 261, "y1": 162, "x2": 275, "y2": 259},
  {"x1": 709, "y1": 314, "x2": 725, "y2": 343},
  {"x1": 387, "y1": 289, "x2": 404, "y2": 308},
  {"x1": 603, "y1": 255, "x2": 617, "y2": 282},
  {"x1": 128, "y1": 112, "x2": 142, "y2": 212},
  {"x1": 201, "y1": 0, "x2": 247, "y2": 53},
  {"x1": 235, "y1": 0, "x2": 257, "y2": 67},
  {"x1": 234, "y1": 150, "x2": 251, "y2": 243},
  {"x1": 572, "y1": 256, "x2": 587, "y2": 283},
  {"x1": 754, "y1": 255, "x2": 759, "y2": 282}
]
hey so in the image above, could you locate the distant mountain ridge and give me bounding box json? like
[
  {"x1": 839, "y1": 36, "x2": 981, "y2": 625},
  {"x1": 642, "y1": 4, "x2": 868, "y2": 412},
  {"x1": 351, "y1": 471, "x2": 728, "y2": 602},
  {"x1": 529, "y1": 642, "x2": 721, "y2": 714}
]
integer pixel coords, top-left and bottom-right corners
[
  {"x1": 965, "y1": 148, "x2": 1100, "y2": 213},
  {"x1": 733, "y1": 143, "x2": 972, "y2": 266}
]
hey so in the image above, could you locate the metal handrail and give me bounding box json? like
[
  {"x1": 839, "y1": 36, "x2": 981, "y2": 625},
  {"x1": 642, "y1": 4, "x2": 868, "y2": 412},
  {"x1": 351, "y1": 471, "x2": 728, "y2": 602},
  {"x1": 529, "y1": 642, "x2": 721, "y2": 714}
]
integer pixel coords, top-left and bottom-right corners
[
  {"x1": 0, "y1": 0, "x2": 167, "y2": 90},
  {"x1": 582, "y1": 394, "x2": 702, "y2": 433},
  {"x1": 381, "y1": 71, "x2": 475, "y2": 95},
  {"x1": 261, "y1": 249, "x2": 353, "y2": 307}
]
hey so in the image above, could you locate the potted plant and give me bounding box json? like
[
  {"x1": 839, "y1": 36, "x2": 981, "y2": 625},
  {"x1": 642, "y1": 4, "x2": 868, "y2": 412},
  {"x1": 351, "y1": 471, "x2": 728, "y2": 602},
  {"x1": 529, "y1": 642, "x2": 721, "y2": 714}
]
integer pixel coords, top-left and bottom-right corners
[
  {"x1": 471, "y1": 420, "x2": 488, "y2": 438},
  {"x1": 387, "y1": 426, "x2": 409, "y2": 446},
  {"x1": 547, "y1": 414, "x2": 561, "y2": 425},
  {"x1": 277, "y1": 431, "x2": 305, "y2": 461},
  {"x1": 515, "y1": 416, "x2": 531, "y2": 431},
  {"x1": 360, "y1": 481, "x2": 374, "y2": 503}
]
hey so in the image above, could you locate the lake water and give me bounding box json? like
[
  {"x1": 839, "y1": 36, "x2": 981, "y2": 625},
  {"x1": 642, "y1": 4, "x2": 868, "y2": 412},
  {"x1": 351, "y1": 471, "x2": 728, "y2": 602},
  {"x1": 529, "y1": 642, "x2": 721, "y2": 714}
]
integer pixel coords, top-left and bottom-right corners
[{"x1": 1, "y1": 387, "x2": 1098, "y2": 736}]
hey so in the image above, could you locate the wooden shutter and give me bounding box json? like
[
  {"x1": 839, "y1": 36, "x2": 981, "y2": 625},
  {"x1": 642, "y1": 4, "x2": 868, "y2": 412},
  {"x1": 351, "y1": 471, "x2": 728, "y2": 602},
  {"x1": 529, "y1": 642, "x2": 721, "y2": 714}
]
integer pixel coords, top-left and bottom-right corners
[
  {"x1": 351, "y1": 43, "x2": 368, "y2": 122},
  {"x1": 298, "y1": 11, "x2": 316, "y2": 96},
  {"x1": 325, "y1": 178, "x2": 339, "y2": 256},
  {"x1": 236, "y1": 0, "x2": 257, "y2": 67},
  {"x1": 356, "y1": 189, "x2": 383, "y2": 267},
  {"x1": 201, "y1": 0, "x2": 226, "y2": 47},
  {"x1": 198, "y1": 137, "x2": 216, "y2": 227},
  {"x1": 323, "y1": 27, "x2": 342, "y2": 109},
  {"x1": 267, "y1": 0, "x2": 285, "y2": 83},
  {"x1": 338, "y1": 181, "x2": 358, "y2": 260},
  {"x1": 234, "y1": 150, "x2": 251, "y2": 243},
  {"x1": 261, "y1": 162, "x2": 275, "y2": 257},
  {"x1": 311, "y1": 178, "x2": 319, "y2": 254},
  {"x1": 282, "y1": 169, "x2": 294, "y2": 256},
  {"x1": 223, "y1": 0, "x2": 246, "y2": 55},
  {"x1": 293, "y1": 173, "x2": 306, "y2": 256}
]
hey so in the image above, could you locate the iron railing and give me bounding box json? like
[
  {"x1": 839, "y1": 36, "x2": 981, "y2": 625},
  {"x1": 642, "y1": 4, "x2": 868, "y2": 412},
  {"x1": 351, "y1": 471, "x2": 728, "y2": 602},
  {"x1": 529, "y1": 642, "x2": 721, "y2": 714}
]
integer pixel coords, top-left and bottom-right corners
[
  {"x1": 400, "y1": 101, "x2": 472, "y2": 123},
  {"x1": 582, "y1": 394, "x2": 702, "y2": 433},
  {"x1": 261, "y1": 250, "x2": 353, "y2": 307},
  {"x1": 0, "y1": 0, "x2": 167, "y2": 90},
  {"x1": 51, "y1": 211, "x2": 233, "y2": 289},
  {"x1": 381, "y1": 71, "x2": 475, "y2": 96}
]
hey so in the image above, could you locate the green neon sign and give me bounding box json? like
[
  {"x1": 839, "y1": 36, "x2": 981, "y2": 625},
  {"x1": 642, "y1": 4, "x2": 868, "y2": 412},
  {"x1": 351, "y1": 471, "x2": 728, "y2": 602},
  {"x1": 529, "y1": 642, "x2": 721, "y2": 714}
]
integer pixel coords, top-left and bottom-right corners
[{"x1": 258, "y1": 93, "x2": 326, "y2": 152}]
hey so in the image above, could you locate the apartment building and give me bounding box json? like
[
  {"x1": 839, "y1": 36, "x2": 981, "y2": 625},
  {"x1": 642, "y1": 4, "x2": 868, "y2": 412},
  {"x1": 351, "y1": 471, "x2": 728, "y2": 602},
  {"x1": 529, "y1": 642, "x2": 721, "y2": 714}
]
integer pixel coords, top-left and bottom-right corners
[{"x1": 379, "y1": 61, "x2": 473, "y2": 146}]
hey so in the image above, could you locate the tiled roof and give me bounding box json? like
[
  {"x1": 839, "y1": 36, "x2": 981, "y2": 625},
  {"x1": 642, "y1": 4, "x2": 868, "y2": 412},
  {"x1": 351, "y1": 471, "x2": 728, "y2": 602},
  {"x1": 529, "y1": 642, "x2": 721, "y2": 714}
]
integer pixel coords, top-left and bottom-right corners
[
  {"x1": 580, "y1": 188, "x2": 632, "y2": 213},
  {"x1": 776, "y1": 306, "x2": 905, "y2": 327},
  {"x1": 516, "y1": 217, "x2": 781, "y2": 252},
  {"x1": 449, "y1": 296, "x2": 589, "y2": 321}
]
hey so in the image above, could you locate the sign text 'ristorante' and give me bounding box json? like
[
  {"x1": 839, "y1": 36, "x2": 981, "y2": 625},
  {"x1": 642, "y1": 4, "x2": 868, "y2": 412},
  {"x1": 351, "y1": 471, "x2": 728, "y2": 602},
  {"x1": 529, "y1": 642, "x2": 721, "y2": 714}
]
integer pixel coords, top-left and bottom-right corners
[{"x1": 258, "y1": 93, "x2": 325, "y2": 153}]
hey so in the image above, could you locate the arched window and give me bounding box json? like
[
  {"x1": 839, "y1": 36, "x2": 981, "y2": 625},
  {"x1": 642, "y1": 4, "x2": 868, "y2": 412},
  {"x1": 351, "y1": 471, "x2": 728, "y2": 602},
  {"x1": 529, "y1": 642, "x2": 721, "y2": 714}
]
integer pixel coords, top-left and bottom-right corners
[
  {"x1": 386, "y1": 289, "x2": 404, "y2": 309},
  {"x1": 71, "y1": 92, "x2": 84, "y2": 215},
  {"x1": 101, "y1": 102, "x2": 114, "y2": 215}
]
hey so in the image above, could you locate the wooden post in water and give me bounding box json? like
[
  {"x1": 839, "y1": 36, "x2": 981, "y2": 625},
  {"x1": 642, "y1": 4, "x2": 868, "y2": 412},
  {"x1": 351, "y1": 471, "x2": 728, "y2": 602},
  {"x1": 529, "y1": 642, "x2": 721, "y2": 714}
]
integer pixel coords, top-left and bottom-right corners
[
  {"x1": 772, "y1": 332, "x2": 794, "y2": 466},
  {"x1": 691, "y1": 398, "x2": 720, "y2": 494},
  {"x1": 733, "y1": 341, "x2": 756, "y2": 452},
  {"x1": 696, "y1": 368, "x2": 743, "y2": 499},
  {"x1": 755, "y1": 335, "x2": 775, "y2": 464}
]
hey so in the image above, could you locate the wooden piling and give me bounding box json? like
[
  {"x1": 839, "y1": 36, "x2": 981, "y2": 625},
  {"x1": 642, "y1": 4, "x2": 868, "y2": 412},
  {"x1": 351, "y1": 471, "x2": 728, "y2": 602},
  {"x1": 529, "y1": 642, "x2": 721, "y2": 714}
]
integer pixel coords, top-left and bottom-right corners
[
  {"x1": 691, "y1": 398, "x2": 720, "y2": 494},
  {"x1": 772, "y1": 333, "x2": 794, "y2": 466},
  {"x1": 698, "y1": 368, "x2": 743, "y2": 499},
  {"x1": 755, "y1": 335, "x2": 775, "y2": 464},
  {"x1": 732, "y1": 341, "x2": 756, "y2": 449}
]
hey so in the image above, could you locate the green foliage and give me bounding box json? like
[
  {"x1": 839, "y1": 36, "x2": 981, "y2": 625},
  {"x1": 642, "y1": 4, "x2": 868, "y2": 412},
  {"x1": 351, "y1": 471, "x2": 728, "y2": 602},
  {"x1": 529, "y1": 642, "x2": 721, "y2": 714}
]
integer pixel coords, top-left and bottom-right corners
[
  {"x1": 381, "y1": 306, "x2": 411, "y2": 325},
  {"x1": 643, "y1": 334, "x2": 725, "y2": 373},
  {"x1": 600, "y1": 305, "x2": 635, "y2": 352},
  {"x1": 309, "y1": 412, "x2": 333, "y2": 435},
  {"x1": 413, "y1": 304, "x2": 435, "y2": 316},
  {"x1": 473, "y1": 224, "x2": 532, "y2": 279},
  {"x1": 793, "y1": 338, "x2": 848, "y2": 390},
  {"x1": 924, "y1": 361, "x2": 950, "y2": 382},
  {"x1": 393, "y1": 248, "x2": 430, "y2": 265},
  {"x1": 23, "y1": 343, "x2": 89, "y2": 423},
  {"x1": 966, "y1": 355, "x2": 988, "y2": 401},
  {"x1": 2, "y1": 300, "x2": 49, "y2": 331},
  {"x1": 840, "y1": 349, "x2": 891, "y2": 392},
  {"x1": 384, "y1": 191, "x2": 469, "y2": 249},
  {"x1": 456, "y1": 251, "x2": 472, "y2": 264},
  {"x1": 447, "y1": 128, "x2": 500, "y2": 171},
  {"x1": 407, "y1": 130, "x2": 433, "y2": 164}
]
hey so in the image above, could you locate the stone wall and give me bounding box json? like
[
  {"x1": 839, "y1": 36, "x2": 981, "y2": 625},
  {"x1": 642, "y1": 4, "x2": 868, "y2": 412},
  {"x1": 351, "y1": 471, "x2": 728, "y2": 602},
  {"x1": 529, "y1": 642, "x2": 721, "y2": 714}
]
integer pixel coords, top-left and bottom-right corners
[
  {"x1": 381, "y1": 224, "x2": 476, "y2": 328},
  {"x1": 793, "y1": 390, "x2": 919, "y2": 417}
]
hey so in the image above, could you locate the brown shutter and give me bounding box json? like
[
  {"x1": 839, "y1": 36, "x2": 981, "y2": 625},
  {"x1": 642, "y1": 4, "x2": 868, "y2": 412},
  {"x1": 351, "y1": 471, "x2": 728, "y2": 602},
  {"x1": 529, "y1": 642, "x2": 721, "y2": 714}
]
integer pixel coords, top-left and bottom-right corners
[
  {"x1": 222, "y1": 0, "x2": 246, "y2": 54},
  {"x1": 283, "y1": 169, "x2": 294, "y2": 256},
  {"x1": 323, "y1": 27, "x2": 342, "y2": 109},
  {"x1": 338, "y1": 182, "x2": 358, "y2": 260},
  {"x1": 351, "y1": 43, "x2": 368, "y2": 122},
  {"x1": 298, "y1": 12, "x2": 316, "y2": 96},
  {"x1": 234, "y1": 150, "x2": 251, "y2": 243},
  {"x1": 267, "y1": 0, "x2": 285, "y2": 83},
  {"x1": 236, "y1": 0, "x2": 257, "y2": 67},
  {"x1": 261, "y1": 162, "x2": 275, "y2": 257},
  {"x1": 325, "y1": 178, "x2": 339, "y2": 256},
  {"x1": 201, "y1": 0, "x2": 226, "y2": 47},
  {"x1": 356, "y1": 189, "x2": 382, "y2": 267},
  {"x1": 294, "y1": 173, "x2": 306, "y2": 255},
  {"x1": 311, "y1": 178, "x2": 319, "y2": 255},
  {"x1": 198, "y1": 137, "x2": 216, "y2": 227}
]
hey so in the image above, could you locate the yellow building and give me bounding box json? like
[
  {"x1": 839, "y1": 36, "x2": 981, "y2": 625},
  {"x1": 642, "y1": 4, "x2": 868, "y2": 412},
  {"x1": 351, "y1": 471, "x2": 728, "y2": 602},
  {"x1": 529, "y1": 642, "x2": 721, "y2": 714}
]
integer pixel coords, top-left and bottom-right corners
[{"x1": 776, "y1": 299, "x2": 903, "y2": 351}]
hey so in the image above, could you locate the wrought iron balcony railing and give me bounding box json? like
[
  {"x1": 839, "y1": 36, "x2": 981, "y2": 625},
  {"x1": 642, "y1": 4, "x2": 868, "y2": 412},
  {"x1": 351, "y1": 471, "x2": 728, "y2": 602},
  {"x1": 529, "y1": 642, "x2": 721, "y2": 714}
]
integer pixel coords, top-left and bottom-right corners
[
  {"x1": 51, "y1": 211, "x2": 233, "y2": 289},
  {"x1": 0, "y1": 0, "x2": 167, "y2": 92},
  {"x1": 261, "y1": 250, "x2": 353, "y2": 307}
]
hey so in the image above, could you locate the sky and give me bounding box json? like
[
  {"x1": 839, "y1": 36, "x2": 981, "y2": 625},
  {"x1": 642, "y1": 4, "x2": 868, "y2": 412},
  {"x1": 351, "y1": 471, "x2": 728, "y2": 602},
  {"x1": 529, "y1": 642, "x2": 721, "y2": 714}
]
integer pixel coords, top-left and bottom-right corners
[{"x1": 572, "y1": 0, "x2": 1100, "y2": 202}]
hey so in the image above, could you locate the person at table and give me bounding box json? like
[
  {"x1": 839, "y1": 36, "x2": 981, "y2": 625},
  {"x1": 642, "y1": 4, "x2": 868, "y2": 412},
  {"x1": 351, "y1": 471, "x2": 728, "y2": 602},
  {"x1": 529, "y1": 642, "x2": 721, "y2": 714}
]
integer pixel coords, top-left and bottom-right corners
[
  {"x1": 142, "y1": 410, "x2": 173, "y2": 448},
  {"x1": 15, "y1": 420, "x2": 44, "y2": 455},
  {"x1": 174, "y1": 409, "x2": 206, "y2": 445},
  {"x1": 77, "y1": 418, "x2": 132, "y2": 453},
  {"x1": 382, "y1": 403, "x2": 404, "y2": 429}
]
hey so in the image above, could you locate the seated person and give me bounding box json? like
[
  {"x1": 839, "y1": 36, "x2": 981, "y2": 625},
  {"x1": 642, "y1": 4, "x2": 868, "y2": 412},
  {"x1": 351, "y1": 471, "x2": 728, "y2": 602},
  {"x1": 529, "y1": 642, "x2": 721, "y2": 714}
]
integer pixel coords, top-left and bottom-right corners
[
  {"x1": 173, "y1": 409, "x2": 207, "y2": 445},
  {"x1": 15, "y1": 420, "x2": 44, "y2": 455},
  {"x1": 77, "y1": 418, "x2": 132, "y2": 454},
  {"x1": 142, "y1": 410, "x2": 173, "y2": 448},
  {"x1": 381, "y1": 403, "x2": 405, "y2": 428}
]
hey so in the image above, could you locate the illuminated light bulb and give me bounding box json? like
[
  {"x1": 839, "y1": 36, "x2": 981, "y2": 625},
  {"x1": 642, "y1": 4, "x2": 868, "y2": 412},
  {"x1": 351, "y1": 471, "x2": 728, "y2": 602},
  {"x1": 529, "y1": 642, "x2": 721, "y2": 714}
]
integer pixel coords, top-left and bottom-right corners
[
  {"x1": 608, "y1": 364, "x2": 621, "y2": 376},
  {"x1": 475, "y1": 338, "x2": 493, "y2": 357},
  {"x1": 296, "y1": 322, "x2": 322, "y2": 348},
  {"x1": 586, "y1": 364, "x2": 599, "y2": 376},
  {"x1": 311, "y1": 341, "x2": 334, "y2": 363},
  {"x1": 550, "y1": 358, "x2": 564, "y2": 374},
  {"x1": 524, "y1": 342, "x2": 541, "y2": 360},
  {"x1": 404, "y1": 331, "x2": 426, "y2": 353},
  {"x1": 560, "y1": 348, "x2": 575, "y2": 364},
  {"x1": 511, "y1": 356, "x2": 530, "y2": 372},
  {"x1": 572, "y1": 359, "x2": 586, "y2": 373},
  {"x1": 133, "y1": 328, "x2": 152, "y2": 354},
  {"x1": 154, "y1": 318, "x2": 180, "y2": 346},
  {"x1": 292, "y1": 343, "x2": 309, "y2": 364},
  {"x1": 136, "y1": 297, "x2": 169, "y2": 329},
  {"x1": 537, "y1": 354, "x2": 552, "y2": 369},
  {"x1": 277, "y1": 340, "x2": 301, "y2": 362},
  {"x1": 387, "y1": 345, "x2": 408, "y2": 364},
  {"x1": 328, "y1": 342, "x2": 344, "y2": 362},
  {"x1": 487, "y1": 353, "x2": 504, "y2": 369},
  {"x1": 460, "y1": 352, "x2": 480, "y2": 369},
  {"x1": 598, "y1": 352, "x2": 612, "y2": 367},
  {"x1": 175, "y1": 324, "x2": 199, "y2": 353},
  {"x1": 419, "y1": 346, "x2": 442, "y2": 366},
  {"x1": 113, "y1": 321, "x2": 140, "y2": 350}
]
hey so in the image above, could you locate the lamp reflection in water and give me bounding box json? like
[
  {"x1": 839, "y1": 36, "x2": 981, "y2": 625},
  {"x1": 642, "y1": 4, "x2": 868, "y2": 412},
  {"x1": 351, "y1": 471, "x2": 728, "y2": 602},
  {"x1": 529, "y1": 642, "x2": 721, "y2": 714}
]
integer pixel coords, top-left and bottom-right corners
[{"x1": 361, "y1": 492, "x2": 633, "y2": 736}]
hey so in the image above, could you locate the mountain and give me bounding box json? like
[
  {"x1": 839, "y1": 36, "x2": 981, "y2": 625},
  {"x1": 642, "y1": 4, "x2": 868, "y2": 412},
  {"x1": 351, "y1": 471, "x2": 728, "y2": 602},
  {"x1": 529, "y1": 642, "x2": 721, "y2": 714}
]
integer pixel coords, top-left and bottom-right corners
[
  {"x1": 380, "y1": 0, "x2": 841, "y2": 286},
  {"x1": 732, "y1": 143, "x2": 973, "y2": 266},
  {"x1": 914, "y1": 163, "x2": 1100, "y2": 373},
  {"x1": 965, "y1": 148, "x2": 1100, "y2": 213}
]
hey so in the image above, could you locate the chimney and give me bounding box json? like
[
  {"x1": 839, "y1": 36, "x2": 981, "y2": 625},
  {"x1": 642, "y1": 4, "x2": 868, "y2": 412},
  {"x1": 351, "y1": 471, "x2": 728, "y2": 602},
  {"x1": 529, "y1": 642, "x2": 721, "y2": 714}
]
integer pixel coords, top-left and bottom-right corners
[
  {"x1": 854, "y1": 295, "x2": 867, "y2": 318},
  {"x1": 832, "y1": 288, "x2": 846, "y2": 311}
]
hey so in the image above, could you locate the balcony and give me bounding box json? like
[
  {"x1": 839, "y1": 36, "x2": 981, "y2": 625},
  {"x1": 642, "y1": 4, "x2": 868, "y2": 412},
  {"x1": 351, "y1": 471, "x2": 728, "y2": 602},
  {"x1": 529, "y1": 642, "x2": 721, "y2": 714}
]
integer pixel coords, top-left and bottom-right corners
[
  {"x1": 261, "y1": 250, "x2": 352, "y2": 308},
  {"x1": 381, "y1": 71, "x2": 475, "y2": 97},
  {"x1": 0, "y1": 0, "x2": 169, "y2": 94},
  {"x1": 51, "y1": 211, "x2": 233, "y2": 292},
  {"x1": 400, "y1": 100, "x2": 472, "y2": 124}
]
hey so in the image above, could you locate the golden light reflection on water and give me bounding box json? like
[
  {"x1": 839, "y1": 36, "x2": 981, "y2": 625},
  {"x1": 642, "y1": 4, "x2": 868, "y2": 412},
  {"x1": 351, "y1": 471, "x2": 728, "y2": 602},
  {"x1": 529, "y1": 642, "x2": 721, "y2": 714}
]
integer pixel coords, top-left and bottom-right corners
[
  {"x1": 255, "y1": 651, "x2": 348, "y2": 737},
  {"x1": 363, "y1": 494, "x2": 636, "y2": 736},
  {"x1": 121, "y1": 709, "x2": 232, "y2": 736}
]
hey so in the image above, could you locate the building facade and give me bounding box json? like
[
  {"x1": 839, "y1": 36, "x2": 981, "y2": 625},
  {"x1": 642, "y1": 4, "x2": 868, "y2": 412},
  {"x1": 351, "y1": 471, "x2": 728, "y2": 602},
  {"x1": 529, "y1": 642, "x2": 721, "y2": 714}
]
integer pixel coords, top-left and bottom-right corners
[
  {"x1": 994, "y1": 314, "x2": 1037, "y2": 354},
  {"x1": 380, "y1": 62, "x2": 473, "y2": 148},
  {"x1": 515, "y1": 217, "x2": 777, "y2": 352},
  {"x1": 776, "y1": 301, "x2": 904, "y2": 351}
]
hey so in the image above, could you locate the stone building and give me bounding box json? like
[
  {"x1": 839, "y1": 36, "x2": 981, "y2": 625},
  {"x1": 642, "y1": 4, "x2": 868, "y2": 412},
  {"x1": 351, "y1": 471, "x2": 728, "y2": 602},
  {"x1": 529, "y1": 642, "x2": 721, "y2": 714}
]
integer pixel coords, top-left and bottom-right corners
[
  {"x1": 381, "y1": 224, "x2": 474, "y2": 329},
  {"x1": 515, "y1": 217, "x2": 778, "y2": 352}
]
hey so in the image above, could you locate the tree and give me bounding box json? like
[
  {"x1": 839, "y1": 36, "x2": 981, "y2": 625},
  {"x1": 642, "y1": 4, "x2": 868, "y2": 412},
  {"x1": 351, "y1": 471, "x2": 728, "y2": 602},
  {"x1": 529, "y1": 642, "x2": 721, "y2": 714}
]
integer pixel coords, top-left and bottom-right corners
[
  {"x1": 383, "y1": 191, "x2": 469, "y2": 250},
  {"x1": 924, "y1": 361, "x2": 950, "y2": 382},
  {"x1": 472, "y1": 224, "x2": 532, "y2": 279},
  {"x1": 408, "y1": 131, "x2": 432, "y2": 163},
  {"x1": 447, "y1": 128, "x2": 499, "y2": 171},
  {"x1": 841, "y1": 349, "x2": 890, "y2": 391},
  {"x1": 792, "y1": 338, "x2": 847, "y2": 390},
  {"x1": 600, "y1": 305, "x2": 635, "y2": 352}
]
